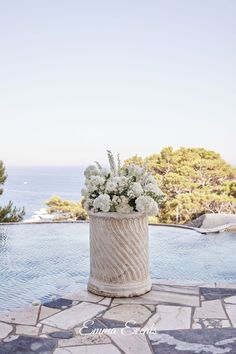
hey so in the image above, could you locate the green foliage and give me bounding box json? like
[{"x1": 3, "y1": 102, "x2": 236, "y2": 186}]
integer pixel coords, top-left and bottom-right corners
[
  {"x1": 125, "y1": 155, "x2": 144, "y2": 167},
  {"x1": 0, "y1": 201, "x2": 25, "y2": 223},
  {"x1": 148, "y1": 215, "x2": 160, "y2": 224},
  {"x1": 46, "y1": 196, "x2": 88, "y2": 221},
  {"x1": 0, "y1": 161, "x2": 7, "y2": 196},
  {"x1": 125, "y1": 147, "x2": 236, "y2": 224},
  {"x1": 0, "y1": 160, "x2": 25, "y2": 222}
]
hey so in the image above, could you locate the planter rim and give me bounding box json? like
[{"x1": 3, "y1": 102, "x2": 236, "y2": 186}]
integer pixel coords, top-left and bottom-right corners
[{"x1": 88, "y1": 211, "x2": 147, "y2": 220}]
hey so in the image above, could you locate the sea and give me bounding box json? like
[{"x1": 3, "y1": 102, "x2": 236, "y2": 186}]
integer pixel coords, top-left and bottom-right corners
[{"x1": 0, "y1": 166, "x2": 85, "y2": 219}]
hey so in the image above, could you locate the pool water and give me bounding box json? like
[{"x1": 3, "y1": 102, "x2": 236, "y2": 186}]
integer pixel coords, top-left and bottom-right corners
[{"x1": 0, "y1": 223, "x2": 236, "y2": 312}]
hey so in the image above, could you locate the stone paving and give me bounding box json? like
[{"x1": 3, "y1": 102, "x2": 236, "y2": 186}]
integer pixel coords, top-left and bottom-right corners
[{"x1": 1, "y1": 280, "x2": 236, "y2": 353}]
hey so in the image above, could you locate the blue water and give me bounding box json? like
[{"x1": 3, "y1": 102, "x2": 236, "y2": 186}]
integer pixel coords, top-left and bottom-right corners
[
  {"x1": 0, "y1": 223, "x2": 236, "y2": 312},
  {"x1": 1, "y1": 167, "x2": 236, "y2": 312},
  {"x1": 1, "y1": 166, "x2": 85, "y2": 218}
]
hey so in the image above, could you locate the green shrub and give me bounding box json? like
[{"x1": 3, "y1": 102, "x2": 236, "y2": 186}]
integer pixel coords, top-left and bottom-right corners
[{"x1": 46, "y1": 196, "x2": 88, "y2": 221}]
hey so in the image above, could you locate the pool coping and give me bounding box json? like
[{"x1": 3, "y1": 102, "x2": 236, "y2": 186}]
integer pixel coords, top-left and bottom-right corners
[{"x1": 1, "y1": 220, "x2": 236, "y2": 235}]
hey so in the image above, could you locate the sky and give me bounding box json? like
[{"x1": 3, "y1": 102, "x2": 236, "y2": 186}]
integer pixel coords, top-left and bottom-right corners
[{"x1": 0, "y1": 0, "x2": 235, "y2": 166}]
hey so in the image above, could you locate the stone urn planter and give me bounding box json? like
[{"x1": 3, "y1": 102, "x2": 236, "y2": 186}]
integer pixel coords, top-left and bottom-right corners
[{"x1": 87, "y1": 212, "x2": 152, "y2": 297}]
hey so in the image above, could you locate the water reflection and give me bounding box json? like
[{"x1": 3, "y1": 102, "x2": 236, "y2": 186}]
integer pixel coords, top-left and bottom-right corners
[{"x1": 0, "y1": 223, "x2": 236, "y2": 312}]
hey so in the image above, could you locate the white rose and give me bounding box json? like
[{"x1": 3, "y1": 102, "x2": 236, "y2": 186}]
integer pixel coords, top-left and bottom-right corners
[
  {"x1": 93, "y1": 194, "x2": 111, "y2": 212},
  {"x1": 111, "y1": 195, "x2": 120, "y2": 206},
  {"x1": 130, "y1": 182, "x2": 143, "y2": 197},
  {"x1": 112, "y1": 176, "x2": 129, "y2": 193},
  {"x1": 116, "y1": 203, "x2": 133, "y2": 214},
  {"x1": 105, "y1": 179, "x2": 118, "y2": 193},
  {"x1": 113, "y1": 176, "x2": 128, "y2": 188}
]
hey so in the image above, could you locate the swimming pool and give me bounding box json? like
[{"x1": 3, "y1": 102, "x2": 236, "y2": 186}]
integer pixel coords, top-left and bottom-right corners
[{"x1": 0, "y1": 223, "x2": 236, "y2": 312}]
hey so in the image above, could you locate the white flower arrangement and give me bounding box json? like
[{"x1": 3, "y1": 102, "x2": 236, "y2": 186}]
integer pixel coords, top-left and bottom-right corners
[{"x1": 82, "y1": 151, "x2": 164, "y2": 216}]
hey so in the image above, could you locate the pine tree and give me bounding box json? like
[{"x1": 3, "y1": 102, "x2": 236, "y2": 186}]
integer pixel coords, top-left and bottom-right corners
[
  {"x1": 125, "y1": 147, "x2": 236, "y2": 224},
  {"x1": 0, "y1": 160, "x2": 25, "y2": 222}
]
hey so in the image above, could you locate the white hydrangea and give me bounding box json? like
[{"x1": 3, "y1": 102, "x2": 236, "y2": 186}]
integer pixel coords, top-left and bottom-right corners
[
  {"x1": 93, "y1": 194, "x2": 111, "y2": 212},
  {"x1": 113, "y1": 176, "x2": 129, "y2": 190},
  {"x1": 84, "y1": 198, "x2": 94, "y2": 211},
  {"x1": 148, "y1": 200, "x2": 159, "y2": 216},
  {"x1": 105, "y1": 179, "x2": 118, "y2": 193},
  {"x1": 127, "y1": 164, "x2": 144, "y2": 180},
  {"x1": 145, "y1": 175, "x2": 157, "y2": 184},
  {"x1": 112, "y1": 195, "x2": 133, "y2": 214},
  {"x1": 100, "y1": 168, "x2": 110, "y2": 177},
  {"x1": 84, "y1": 165, "x2": 99, "y2": 179},
  {"x1": 135, "y1": 196, "x2": 159, "y2": 216},
  {"x1": 129, "y1": 182, "x2": 143, "y2": 198},
  {"x1": 87, "y1": 175, "x2": 105, "y2": 193},
  {"x1": 116, "y1": 202, "x2": 133, "y2": 214},
  {"x1": 144, "y1": 183, "x2": 163, "y2": 196},
  {"x1": 81, "y1": 187, "x2": 88, "y2": 197}
]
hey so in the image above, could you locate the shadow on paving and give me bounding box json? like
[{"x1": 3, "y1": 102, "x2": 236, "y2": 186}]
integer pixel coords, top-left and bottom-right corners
[{"x1": 149, "y1": 328, "x2": 236, "y2": 354}]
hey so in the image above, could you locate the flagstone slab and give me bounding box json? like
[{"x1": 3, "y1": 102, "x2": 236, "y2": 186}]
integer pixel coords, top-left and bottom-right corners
[
  {"x1": 42, "y1": 325, "x2": 64, "y2": 334},
  {"x1": 0, "y1": 335, "x2": 57, "y2": 353},
  {"x1": 58, "y1": 333, "x2": 111, "y2": 347},
  {"x1": 49, "y1": 331, "x2": 73, "y2": 339},
  {"x1": 3, "y1": 282, "x2": 236, "y2": 353},
  {"x1": 97, "y1": 318, "x2": 130, "y2": 329},
  {"x1": 194, "y1": 300, "x2": 227, "y2": 319},
  {"x1": 0, "y1": 305, "x2": 40, "y2": 325},
  {"x1": 200, "y1": 287, "x2": 236, "y2": 301},
  {"x1": 75, "y1": 318, "x2": 107, "y2": 334},
  {"x1": 225, "y1": 304, "x2": 236, "y2": 327},
  {"x1": 224, "y1": 296, "x2": 236, "y2": 305},
  {"x1": 39, "y1": 305, "x2": 61, "y2": 320},
  {"x1": 54, "y1": 344, "x2": 121, "y2": 353},
  {"x1": 108, "y1": 327, "x2": 152, "y2": 354},
  {"x1": 149, "y1": 328, "x2": 236, "y2": 354},
  {"x1": 103, "y1": 304, "x2": 151, "y2": 324},
  {"x1": 99, "y1": 298, "x2": 112, "y2": 306},
  {"x1": 41, "y1": 302, "x2": 105, "y2": 330},
  {"x1": 145, "y1": 304, "x2": 155, "y2": 312},
  {"x1": 0, "y1": 322, "x2": 12, "y2": 339},
  {"x1": 113, "y1": 288, "x2": 199, "y2": 307},
  {"x1": 192, "y1": 318, "x2": 231, "y2": 329},
  {"x1": 44, "y1": 298, "x2": 74, "y2": 309},
  {"x1": 143, "y1": 305, "x2": 191, "y2": 331},
  {"x1": 152, "y1": 284, "x2": 199, "y2": 295},
  {"x1": 64, "y1": 289, "x2": 103, "y2": 303},
  {"x1": 15, "y1": 325, "x2": 39, "y2": 336}
]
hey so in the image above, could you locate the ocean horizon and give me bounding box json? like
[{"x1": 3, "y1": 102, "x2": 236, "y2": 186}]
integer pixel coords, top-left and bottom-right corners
[{"x1": 0, "y1": 166, "x2": 86, "y2": 219}]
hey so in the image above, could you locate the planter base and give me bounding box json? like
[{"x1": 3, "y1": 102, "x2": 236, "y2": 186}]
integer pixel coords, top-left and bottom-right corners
[
  {"x1": 88, "y1": 212, "x2": 151, "y2": 298},
  {"x1": 88, "y1": 277, "x2": 152, "y2": 298}
]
